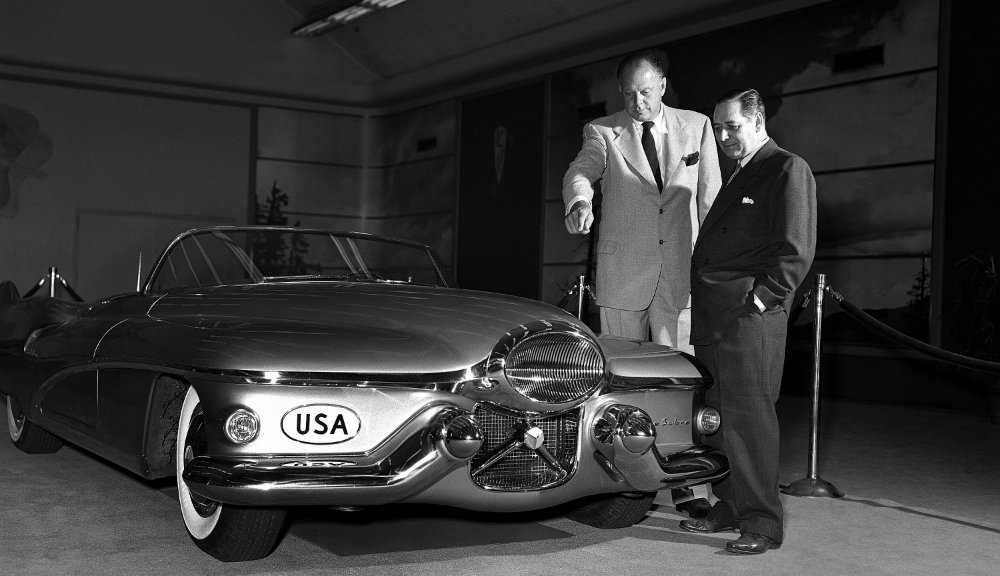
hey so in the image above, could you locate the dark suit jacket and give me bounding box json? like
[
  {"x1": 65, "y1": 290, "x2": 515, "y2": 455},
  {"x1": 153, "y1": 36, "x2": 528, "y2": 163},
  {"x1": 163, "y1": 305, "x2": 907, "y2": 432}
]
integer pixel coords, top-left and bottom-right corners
[{"x1": 690, "y1": 138, "x2": 816, "y2": 344}]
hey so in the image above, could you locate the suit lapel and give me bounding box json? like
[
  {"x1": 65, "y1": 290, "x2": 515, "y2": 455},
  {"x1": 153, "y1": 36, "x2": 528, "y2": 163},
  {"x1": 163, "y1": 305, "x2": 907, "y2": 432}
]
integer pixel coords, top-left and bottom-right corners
[
  {"x1": 699, "y1": 176, "x2": 744, "y2": 239},
  {"x1": 611, "y1": 107, "x2": 693, "y2": 192},
  {"x1": 660, "y1": 108, "x2": 689, "y2": 185},
  {"x1": 612, "y1": 117, "x2": 658, "y2": 191},
  {"x1": 699, "y1": 139, "x2": 779, "y2": 240}
]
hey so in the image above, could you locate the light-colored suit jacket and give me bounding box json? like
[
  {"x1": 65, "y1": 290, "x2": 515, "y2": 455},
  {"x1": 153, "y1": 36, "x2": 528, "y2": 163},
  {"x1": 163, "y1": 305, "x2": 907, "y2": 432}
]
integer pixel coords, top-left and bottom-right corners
[{"x1": 563, "y1": 107, "x2": 721, "y2": 311}]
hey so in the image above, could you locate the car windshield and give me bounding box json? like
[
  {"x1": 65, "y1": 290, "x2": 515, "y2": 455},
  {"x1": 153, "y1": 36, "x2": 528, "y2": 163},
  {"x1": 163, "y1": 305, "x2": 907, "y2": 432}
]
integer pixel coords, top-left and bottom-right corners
[{"x1": 146, "y1": 228, "x2": 449, "y2": 292}]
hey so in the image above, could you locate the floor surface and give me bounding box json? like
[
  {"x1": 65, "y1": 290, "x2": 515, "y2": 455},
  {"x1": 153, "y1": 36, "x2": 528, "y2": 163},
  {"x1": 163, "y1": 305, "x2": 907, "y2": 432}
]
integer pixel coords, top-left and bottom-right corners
[{"x1": 2, "y1": 394, "x2": 998, "y2": 576}]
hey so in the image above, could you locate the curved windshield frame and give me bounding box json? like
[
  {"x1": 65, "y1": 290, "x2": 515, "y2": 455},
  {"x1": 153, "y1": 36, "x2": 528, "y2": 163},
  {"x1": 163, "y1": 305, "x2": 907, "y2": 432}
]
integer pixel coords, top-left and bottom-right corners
[{"x1": 144, "y1": 227, "x2": 450, "y2": 293}]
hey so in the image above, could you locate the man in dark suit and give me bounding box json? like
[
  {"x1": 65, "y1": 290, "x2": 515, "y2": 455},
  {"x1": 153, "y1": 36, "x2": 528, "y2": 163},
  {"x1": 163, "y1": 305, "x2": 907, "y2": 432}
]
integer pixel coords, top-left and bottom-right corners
[{"x1": 681, "y1": 89, "x2": 816, "y2": 555}]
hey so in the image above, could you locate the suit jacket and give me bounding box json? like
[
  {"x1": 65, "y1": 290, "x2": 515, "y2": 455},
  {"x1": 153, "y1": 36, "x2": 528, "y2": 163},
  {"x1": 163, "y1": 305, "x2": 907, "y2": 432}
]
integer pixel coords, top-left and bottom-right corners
[
  {"x1": 690, "y1": 138, "x2": 817, "y2": 344},
  {"x1": 563, "y1": 107, "x2": 721, "y2": 311}
]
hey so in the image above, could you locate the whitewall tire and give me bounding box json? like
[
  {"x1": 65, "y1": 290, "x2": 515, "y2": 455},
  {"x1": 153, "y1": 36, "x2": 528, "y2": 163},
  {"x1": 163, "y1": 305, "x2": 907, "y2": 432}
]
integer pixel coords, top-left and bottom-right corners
[
  {"x1": 6, "y1": 395, "x2": 62, "y2": 454},
  {"x1": 175, "y1": 386, "x2": 286, "y2": 561}
]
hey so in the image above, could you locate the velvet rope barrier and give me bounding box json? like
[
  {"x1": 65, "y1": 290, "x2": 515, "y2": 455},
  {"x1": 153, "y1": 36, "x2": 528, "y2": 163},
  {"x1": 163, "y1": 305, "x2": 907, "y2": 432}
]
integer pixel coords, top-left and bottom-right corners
[{"x1": 825, "y1": 285, "x2": 1000, "y2": 374}]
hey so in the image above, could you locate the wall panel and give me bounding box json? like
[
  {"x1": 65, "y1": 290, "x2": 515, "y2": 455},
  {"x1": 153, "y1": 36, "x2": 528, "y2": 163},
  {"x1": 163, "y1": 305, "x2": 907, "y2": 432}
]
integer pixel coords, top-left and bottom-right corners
[
  {"x1": 0, "y1": 79, "x2": 249, "y2": 298},
  {"x1": 370, "y1": 101, "x2": 457, "y2": 166},
  {"x1": 256, "y1": 160, "x2": 363, "y2": 217},
  {"x1": 257, "y1": 108, "x2": 364, "y2": 165}
]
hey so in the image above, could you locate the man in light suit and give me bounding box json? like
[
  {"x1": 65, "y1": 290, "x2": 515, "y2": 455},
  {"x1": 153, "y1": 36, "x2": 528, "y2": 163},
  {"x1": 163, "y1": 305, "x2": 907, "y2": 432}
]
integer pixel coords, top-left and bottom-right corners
[
  {"x1": 563, "y1": 51, "x2": 721, "y2": 517},
  {"x1": 563, "y1": 51, "x2": 721, "y2": 353},
  {"x1": 681, "y1": 89, "x2": 816, "y2": 555}
]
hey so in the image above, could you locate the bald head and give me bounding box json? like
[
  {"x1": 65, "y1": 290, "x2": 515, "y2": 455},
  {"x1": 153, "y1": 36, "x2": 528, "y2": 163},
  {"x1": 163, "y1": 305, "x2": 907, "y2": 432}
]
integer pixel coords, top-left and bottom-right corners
[{"x1": 617, "y1": 52, "x2": 666, "y2": 122}]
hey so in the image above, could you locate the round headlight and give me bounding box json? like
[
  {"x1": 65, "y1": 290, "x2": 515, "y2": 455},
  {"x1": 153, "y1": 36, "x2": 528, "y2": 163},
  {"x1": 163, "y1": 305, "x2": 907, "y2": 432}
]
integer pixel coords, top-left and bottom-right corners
[
  {"x1": 225, "y1": 409, "x2": 259, "y2": 444},
  {"x1": 503, "y1": 331, "x2": 604, "y2": 403},
  {"x1": 696, "y1": 407, "x2": 721, "y2": 435}
]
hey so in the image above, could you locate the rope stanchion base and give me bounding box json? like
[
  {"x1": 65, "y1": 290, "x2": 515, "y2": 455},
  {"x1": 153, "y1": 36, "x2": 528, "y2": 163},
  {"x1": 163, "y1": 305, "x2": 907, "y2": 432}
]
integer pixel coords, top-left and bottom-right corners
[
  {"x1": 783, "y1": 273, "x2": 844, "y2": 499},
  {"x1": 782, "y1": 476, "x2": 844, "y2": 498}
]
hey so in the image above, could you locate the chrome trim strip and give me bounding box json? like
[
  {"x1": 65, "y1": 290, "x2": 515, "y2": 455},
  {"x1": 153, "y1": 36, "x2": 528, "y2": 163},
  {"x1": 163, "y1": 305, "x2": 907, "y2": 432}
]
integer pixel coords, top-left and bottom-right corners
[
  {"x1": 182, "y1": 453, "x2": 456, "y2": 506},
  {"x1": 42, "y1": 359, "x2": 480, "y2": 391},
  {"x1": 603, "y1": 375, "x2": 713, "y2": 392},
  {"x1": 92, "y1": 319, "x2": 130, "y2": 359}
]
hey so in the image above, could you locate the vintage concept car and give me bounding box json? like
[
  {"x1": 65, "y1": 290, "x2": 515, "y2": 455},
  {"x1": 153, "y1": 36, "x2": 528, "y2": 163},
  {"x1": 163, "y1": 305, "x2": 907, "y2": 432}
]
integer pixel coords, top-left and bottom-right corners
[{"x1": 0, "y1": 226, "x2": 726, "y2": 561}]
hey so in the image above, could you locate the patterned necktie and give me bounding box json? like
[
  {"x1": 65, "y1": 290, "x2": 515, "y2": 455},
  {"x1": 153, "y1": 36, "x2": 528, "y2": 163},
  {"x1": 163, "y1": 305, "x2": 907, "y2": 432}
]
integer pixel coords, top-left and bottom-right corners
[
  {"x1": 724, "y1": 160, "x2": 742, "y2": 188},
  {"x1": 641, "y1": 121, "x2": 663, "y2": 192}
]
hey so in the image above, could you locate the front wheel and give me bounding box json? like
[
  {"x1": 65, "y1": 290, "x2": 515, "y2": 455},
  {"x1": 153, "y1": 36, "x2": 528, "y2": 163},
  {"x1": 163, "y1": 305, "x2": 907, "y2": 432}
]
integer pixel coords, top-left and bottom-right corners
[
  {"x1": 176, "y1": 386, "x2": 286, "y2": 561},
  {"x1": 565, "y1": 491, "x2": 656, "y2": 528},
  {"x1": 6, "y1": 395, "x2": 62, "y2": 454}
]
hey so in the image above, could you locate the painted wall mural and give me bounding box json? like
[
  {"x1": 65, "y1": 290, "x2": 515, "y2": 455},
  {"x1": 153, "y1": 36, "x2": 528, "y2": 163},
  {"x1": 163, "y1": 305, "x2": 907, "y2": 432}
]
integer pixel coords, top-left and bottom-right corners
[
  {"x1": 545, "y1": 0, "x2": 938, "y2": 338},
  {"x1": 0, "y1": 80, "x2": 251, "y2": 299},
  {"x1": 0, "y1": 103, "x2": 52, "y2": 216}
]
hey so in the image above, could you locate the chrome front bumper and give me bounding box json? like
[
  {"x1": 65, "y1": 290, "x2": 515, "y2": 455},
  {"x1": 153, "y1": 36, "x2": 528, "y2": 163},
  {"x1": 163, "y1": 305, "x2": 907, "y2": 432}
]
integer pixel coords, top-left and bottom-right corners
[
  {"x1": 183, "y1": 401, "x2": 727, "y2": 508},
  {"x1": 183, "y1": 407, "x2": 478, "y2": 507}
]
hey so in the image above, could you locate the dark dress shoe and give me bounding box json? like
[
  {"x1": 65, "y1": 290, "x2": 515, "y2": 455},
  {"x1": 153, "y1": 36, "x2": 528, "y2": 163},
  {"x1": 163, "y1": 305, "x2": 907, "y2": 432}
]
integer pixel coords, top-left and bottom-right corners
[
  {"x1": 675, "y1": 497, "x2": 712, "y2": 519},
  {"x1": 725, "y1": 532, "x2": 781, "y2": 554},
  {"x1": 679, "y1": 516, "x2": 737, "y2": 533}
]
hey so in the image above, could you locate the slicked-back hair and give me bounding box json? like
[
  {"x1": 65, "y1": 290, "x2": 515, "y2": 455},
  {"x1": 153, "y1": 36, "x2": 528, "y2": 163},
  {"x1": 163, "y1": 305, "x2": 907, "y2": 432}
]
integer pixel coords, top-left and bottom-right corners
[
  {"x1": 717, "y1": 89, "x2": 766, "y2": 121},
  {"x1": 617, "y1": 51, "x2": 665, "y2": 85}
]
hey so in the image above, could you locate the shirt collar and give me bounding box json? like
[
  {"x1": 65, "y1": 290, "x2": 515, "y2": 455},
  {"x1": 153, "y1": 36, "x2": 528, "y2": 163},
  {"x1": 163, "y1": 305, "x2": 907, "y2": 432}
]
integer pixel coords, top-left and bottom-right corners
[
  {"x1": 738, "y1": 136, "x2": 770, "y2": 167},
  {"x1": 630, "y1": 106, "x2": 666, "y2": 133}
]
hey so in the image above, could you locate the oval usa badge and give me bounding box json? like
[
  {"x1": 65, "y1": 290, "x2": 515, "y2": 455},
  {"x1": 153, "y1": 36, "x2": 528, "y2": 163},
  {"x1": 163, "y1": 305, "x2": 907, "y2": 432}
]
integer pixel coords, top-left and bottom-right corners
[{"x1": 281, "y1": 404, "x2": 361, "y2": 445}]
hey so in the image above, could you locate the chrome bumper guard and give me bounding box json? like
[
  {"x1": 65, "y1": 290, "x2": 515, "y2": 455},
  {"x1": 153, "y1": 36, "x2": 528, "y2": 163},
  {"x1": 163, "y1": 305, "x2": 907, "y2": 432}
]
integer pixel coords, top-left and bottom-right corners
[
  {"x1": 591, "y1": 404, "x2": 728, "y2": 491},
  {"x1": 183, "y1": 407, "x2": 483, "y2": 507},
  {"x1": 592, "y1": 445, "x2": 728, "y2": 492}
]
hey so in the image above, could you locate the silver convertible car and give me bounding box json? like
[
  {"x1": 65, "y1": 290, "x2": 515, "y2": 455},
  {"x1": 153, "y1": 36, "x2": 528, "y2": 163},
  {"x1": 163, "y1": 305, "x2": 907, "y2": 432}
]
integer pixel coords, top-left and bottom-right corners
[{"x1": 0, "y1": 226, "x2": 726, "y2": 561}]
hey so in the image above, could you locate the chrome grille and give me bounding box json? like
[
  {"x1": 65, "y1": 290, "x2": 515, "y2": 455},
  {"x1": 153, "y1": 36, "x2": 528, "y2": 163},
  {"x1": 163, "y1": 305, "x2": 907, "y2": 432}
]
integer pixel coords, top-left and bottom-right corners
[
  {"x1": 504, "y1": 332, "x2": 604, "y2": 403},
  {"x1": 470, "y1": 405, "x2": 579, "y2": 490}
]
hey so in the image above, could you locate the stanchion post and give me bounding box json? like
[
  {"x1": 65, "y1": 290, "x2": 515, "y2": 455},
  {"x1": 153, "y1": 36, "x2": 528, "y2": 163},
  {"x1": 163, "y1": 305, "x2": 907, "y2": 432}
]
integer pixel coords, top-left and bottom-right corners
[
  {"x1": 21, "y1": 267, "x2": 84, "y2": 302},
  {"x1": 576, "y1": 275, "x2": 585, "y2": 320},
  {"x1": 48, "y1": 267, "x2": 58, "y2": 298},
  {"x1": 782, "y1": 273, "x2": 843, "y2": 498}
]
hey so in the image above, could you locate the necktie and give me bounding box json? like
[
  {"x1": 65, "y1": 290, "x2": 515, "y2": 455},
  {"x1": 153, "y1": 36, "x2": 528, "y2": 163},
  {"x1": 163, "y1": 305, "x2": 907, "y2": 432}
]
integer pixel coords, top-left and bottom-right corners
[
  {"x1": 641, "y1": 121, "x2": 663, "y2": 192},
  {"x1": 724, "y1": 160, "x2": 742, "y2": 188}
]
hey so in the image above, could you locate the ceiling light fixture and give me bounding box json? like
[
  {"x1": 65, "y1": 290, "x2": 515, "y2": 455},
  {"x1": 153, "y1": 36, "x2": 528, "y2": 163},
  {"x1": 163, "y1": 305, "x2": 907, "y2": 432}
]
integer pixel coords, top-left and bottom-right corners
[{"x1": 292, "y1": 0, "x2": 410, "y2": 37}]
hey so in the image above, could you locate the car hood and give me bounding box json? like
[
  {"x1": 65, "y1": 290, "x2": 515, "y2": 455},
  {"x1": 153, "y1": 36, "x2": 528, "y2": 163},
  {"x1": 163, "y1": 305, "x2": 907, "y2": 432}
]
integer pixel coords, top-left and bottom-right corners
[{"x1": 98, "y1": 282, "x2": 587, "y2": 374}]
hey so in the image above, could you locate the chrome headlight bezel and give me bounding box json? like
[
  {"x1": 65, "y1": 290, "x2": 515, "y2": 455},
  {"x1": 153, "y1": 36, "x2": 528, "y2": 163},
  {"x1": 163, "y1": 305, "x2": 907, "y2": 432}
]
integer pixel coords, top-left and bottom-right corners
[
  {"x1": 486, "y1": 320, "x2": 605, "y2": 405},
  {"x1": 224, "y1": 408, "x2": 260, "y2": 444}
]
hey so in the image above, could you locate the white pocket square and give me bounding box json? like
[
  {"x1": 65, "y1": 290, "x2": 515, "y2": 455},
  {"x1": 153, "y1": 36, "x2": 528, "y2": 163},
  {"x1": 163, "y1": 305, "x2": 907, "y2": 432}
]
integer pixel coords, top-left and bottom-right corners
[{"x1": 742, "y1": 197, "x2": 754, "y2": 204}]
